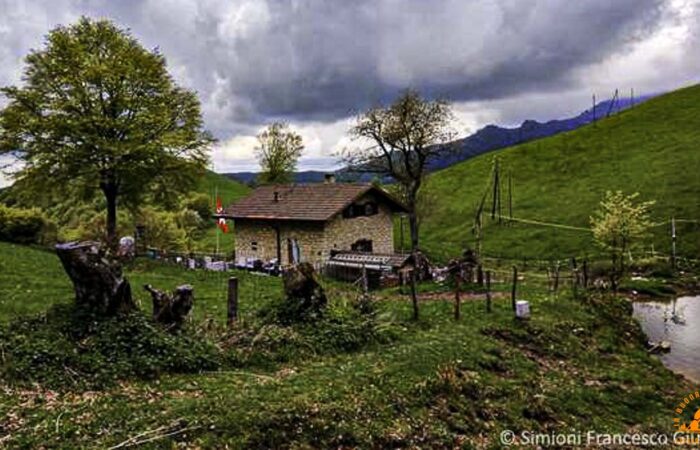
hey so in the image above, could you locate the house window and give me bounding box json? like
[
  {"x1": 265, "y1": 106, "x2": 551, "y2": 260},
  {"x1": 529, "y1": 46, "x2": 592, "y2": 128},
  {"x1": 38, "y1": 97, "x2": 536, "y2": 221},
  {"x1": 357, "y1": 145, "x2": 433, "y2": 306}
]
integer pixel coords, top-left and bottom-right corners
[
  {"x1": 364, "y1": 202, "x2": 377, "y2": 216},
  {"x1": 251, "y1": 241, "x2": 258, "y2": 252},
  {"x1": 351, "y1": 239, "x2": 373, "y2": 252},
  {"x1": 343, "y1": 202, "x2": 378, "y2": 218}
]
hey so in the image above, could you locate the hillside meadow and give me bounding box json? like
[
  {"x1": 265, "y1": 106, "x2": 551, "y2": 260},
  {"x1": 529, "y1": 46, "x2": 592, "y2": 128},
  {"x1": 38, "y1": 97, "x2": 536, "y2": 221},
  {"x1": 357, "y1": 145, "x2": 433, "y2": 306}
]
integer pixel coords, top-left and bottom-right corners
[
  {"x1": 0, "y1": 241, "x2": 694, "y2": 448},
  {"x1": 412, "y1": 84, "x2": 700, "y2": 263}
]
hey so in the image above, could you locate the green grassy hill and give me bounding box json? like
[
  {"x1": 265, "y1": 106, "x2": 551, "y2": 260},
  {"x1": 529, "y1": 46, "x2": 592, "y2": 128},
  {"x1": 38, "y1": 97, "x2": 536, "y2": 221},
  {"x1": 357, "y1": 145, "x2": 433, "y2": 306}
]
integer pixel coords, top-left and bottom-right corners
[{"x1": 416, "y1": 84, "x2": 700, "y2": 262}]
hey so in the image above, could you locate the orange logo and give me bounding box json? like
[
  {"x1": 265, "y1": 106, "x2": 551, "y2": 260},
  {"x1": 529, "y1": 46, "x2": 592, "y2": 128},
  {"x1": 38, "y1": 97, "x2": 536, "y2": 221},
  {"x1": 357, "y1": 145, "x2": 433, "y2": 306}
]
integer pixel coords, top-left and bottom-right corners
[{"x1": 674, "y1": 391, "x2": 700, "y2": 433}]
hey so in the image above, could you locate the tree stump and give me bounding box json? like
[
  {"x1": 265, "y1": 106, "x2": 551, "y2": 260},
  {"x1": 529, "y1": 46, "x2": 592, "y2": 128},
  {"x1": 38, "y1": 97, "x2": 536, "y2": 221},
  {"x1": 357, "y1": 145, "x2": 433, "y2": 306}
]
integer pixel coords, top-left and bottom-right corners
[
  {"x1": 144, "y1": 284, "x2": 194, "y2": 330},
  {"x1": 55, "y1": 241, "x2": 136, "y2": 315},
  {"x1": 282, "y1": 263, "x2": 327, "y2": 321}
]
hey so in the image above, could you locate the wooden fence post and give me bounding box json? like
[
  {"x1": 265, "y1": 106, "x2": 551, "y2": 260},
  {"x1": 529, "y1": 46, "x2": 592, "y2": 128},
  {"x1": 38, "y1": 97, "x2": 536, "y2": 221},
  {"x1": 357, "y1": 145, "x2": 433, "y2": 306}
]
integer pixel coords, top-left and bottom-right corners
[
  {"x1": 553, "y1": 262, "x2": 560, "y2": 295},
  {"x1": 454, "y1": 271, "x2": 461, "y2": 320},
  {"x1": 227, "y1": 277, "x2": 238, "y2": 327},
  {"x1": 410, "y1": 268, "x2": 419, "y2": 321},
  {"x1": 477, "y1": 264, "x2": 484, "y2": 287},
  {"x1": 582, "y1": 259, "x2": 589, "y2": 289},
  {"x1": 361, "y1": 264, "x2": 369, "y2": 295},
  {"x1": 671, "y1": 217, "x2": 677, "y2": 270},
  {"x1": 486, "y1": 271, "x2": 492, "y2": 313},
  {"x1": 511, "y1": 265, "x2": 518, "y2": 311}
]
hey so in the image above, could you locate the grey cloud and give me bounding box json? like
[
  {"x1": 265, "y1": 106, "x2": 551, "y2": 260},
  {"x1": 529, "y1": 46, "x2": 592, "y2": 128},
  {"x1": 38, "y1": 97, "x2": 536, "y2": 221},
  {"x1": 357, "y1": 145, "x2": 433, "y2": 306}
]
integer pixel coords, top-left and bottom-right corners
[{"x1": 0, "y1": 0, "x2": 679, "y2": 137}]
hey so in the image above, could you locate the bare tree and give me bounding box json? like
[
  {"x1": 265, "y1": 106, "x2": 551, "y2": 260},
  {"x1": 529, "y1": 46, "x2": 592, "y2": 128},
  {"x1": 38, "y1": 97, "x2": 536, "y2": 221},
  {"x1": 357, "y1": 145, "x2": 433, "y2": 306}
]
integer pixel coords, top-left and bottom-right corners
[
  {"x1": 255, "y1": 122, "x2": 304, "y2": 184},
  {"x1": 345, "y1": 90, "x2": 455, "y2": 320},
  {"x1": 345, "y1": 90, "x2": 455, "y2": 252}
]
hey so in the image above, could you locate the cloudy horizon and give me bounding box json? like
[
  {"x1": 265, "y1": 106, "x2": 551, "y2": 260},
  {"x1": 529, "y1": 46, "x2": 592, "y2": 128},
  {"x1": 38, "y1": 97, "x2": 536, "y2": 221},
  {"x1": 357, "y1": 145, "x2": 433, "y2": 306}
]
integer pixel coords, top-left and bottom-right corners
[{"x1": 1, "y1": 0, "x2": 699, "y2": 184}]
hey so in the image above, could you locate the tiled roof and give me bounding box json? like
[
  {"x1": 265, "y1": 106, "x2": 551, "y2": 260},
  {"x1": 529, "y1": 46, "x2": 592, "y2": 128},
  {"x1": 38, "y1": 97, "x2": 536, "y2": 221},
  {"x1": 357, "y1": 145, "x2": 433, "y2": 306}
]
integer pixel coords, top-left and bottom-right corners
[{"x1": 221, "y1": 183, "x2": 407, "y2": 221}]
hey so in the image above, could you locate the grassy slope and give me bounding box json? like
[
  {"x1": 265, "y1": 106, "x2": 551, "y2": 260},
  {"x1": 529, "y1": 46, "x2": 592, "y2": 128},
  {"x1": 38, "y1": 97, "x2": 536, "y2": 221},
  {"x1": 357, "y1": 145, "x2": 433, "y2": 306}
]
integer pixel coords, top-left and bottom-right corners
[
  {"x1": 0, "y1": 241, "x2": 273, "y2": 322},
  {"x1": 417, "y1": 84, "x2": 700, "y2": 262},
  {"x1": 195, "y1": 171, "x2": 250, "y2": 254},
  {"x1": 0, "y1": 241, "x2": 693, "y2": 447}
]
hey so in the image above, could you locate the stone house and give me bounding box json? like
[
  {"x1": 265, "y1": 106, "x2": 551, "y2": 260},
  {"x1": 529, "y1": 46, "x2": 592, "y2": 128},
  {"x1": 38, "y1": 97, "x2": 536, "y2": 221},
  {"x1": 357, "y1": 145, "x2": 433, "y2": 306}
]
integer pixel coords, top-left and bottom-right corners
[{"x1": 221, "y1": 178, "x2": 408, "y2": 267}]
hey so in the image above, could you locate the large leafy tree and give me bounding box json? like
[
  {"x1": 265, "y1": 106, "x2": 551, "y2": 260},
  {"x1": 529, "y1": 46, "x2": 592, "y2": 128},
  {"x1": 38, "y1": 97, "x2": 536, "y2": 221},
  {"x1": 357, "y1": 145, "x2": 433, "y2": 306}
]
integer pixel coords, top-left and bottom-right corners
[
  {"x1": 0, "y1": 18, "x2": 212, "y2": 246},
  {"x1": 255, "y1": 121, "x2": 304, "y2": 185}
]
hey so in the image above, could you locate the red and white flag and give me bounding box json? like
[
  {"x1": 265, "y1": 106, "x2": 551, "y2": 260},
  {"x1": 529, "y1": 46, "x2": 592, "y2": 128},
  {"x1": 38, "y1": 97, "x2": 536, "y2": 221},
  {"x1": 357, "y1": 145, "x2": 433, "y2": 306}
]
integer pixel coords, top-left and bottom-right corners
[{"x1": 216, "y1": 196, "x2": 229, "y2": 233}]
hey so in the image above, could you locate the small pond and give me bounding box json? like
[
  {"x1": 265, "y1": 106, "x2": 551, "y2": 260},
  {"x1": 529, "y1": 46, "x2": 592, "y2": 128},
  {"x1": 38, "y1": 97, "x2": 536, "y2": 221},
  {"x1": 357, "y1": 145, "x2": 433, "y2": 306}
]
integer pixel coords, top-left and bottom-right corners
[{"x1": 633, "y1": 295, "x2": 700, "y2": 384}]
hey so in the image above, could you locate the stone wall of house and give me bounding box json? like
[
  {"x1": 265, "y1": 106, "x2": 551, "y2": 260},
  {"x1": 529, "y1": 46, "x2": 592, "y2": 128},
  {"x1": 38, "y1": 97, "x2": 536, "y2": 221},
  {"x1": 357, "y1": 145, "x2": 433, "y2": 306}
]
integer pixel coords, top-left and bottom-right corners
[
  {"x1": 233, "y1": 192, "x2": 396, "y2": 266},
  {"x1": 322, "y1": 201, "x2": 395, "y2": 256},
  {"x1": 234, "y1": 219, "x2": 326, "y2": 265}
]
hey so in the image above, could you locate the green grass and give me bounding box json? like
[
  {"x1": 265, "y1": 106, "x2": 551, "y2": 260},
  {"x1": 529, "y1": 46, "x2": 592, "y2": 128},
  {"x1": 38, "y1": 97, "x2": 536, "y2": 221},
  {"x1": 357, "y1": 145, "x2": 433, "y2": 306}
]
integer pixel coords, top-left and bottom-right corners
[
  {"x1": 0, "y1": 241, "x2": 695, "y2": 448},
  {"x1": 0, "y1": 241, "x2": 271, "y2": 323},
  {"x1": 412, "y1": 84, "x2": 700, "y2": 262}
]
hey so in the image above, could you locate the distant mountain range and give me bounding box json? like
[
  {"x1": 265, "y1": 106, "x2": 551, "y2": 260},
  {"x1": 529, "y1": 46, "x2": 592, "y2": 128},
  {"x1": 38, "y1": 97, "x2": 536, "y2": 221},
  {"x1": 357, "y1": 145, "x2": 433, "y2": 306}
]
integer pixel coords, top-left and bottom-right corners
[{"x1": 224, "y1": 93, "x2": 654, "y2": 185}]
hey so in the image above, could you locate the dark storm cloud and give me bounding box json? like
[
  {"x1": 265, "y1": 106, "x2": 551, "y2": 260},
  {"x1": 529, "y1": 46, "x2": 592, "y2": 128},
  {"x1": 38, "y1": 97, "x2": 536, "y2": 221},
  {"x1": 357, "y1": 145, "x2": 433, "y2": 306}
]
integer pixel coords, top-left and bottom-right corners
[
  {"x1": 130, "y1": 0, "x2": 666, "y2": 126},
  {"x1": 0, "y1": 0, "x2": 672, "y2": 133}
]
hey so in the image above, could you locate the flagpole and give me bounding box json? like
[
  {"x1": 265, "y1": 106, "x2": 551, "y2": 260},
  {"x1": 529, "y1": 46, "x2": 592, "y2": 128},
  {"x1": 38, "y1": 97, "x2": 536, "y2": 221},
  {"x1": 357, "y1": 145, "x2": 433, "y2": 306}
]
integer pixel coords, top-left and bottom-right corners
[{"x1": 215, "y1": 185, "x2": 220, "y2": 257}]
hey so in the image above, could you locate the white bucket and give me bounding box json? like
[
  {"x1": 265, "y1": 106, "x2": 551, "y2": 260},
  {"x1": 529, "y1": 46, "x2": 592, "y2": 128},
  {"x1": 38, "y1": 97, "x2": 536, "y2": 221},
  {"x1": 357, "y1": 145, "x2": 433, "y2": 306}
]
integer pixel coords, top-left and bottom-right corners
[{"x1": 515, "y1": 300, "x2": 530, "y2": 319}]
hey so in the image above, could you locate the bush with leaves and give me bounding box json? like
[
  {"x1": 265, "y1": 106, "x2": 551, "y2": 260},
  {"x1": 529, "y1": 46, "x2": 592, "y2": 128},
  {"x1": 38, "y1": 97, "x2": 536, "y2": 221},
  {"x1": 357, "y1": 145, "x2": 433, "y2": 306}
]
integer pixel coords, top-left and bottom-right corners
[
  {"x1": 590, "y1": 191, "x2": 655, "y2": 289},
  {"x1": 0, "y1": 304, "x2": 221, "y2": 390},
  {"x1": 137, "y1": 206, "x2": 188, "y2": 251},
  {"x1": 0, "y1": 204, "x2": 55, "y2": 244},
  {"x1": 183, "y1": 193, "x2": 213, "y2": 222}
]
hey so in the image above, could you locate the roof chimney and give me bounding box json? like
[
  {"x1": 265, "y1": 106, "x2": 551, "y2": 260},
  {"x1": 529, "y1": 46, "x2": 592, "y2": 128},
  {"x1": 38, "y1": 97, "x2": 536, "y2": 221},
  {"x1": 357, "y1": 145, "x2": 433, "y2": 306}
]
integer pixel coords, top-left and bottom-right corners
[
  {"x1": 273, "y1": 191, "x2": 279, "y2": 202},
  {"x1": 324, "y1": 173, "x2": 336, "y2": 184}
]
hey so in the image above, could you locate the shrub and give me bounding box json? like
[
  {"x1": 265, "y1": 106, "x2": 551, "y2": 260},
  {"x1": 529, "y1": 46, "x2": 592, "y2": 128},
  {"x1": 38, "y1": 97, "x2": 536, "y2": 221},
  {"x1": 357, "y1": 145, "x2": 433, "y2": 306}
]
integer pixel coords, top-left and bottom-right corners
[
  {"x1": 0, "y1": 304, "x2": 221, "y2": 390},
  {"x1": 183, "y1": 193, "x2": 212, "y2": 222},
  {"x1": 136, "y1": 206, "x2": 187, "y2": 251},
  {"x1": 0, "y1": 204, "x2": 54, "y2": 244}
]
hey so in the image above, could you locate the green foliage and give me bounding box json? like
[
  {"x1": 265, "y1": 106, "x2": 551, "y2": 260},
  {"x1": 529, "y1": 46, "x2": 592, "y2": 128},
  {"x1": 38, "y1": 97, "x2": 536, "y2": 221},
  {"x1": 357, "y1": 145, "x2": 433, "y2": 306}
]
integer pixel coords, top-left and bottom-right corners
[
  {"x1": 0, "y1": 204, "x2": 55, "y2": 244},
  {"x1": 0, "y1": 17, "x2": 212, "y2": 242},
  {"x1": 183, "y1": 193, "x2": 212, "y2": 222},
  {"x1": 176, "y1": 209, "x2": 205, "y2": 252},
  {"x1": 0, "y1": 304, "x2": 220, "y2": 390},
  {"x1": 255, "y1": 121, "x2": 304, "y2": 184},
  {"x1": 136, "y1": 206, "x2": 187, "y2": 251},
  {"x1": 238, "y1": 297, "x2": 396, "y2": 366},
  {"x1": 590, "y1": 191, "x2": 655, "y2": 287}
]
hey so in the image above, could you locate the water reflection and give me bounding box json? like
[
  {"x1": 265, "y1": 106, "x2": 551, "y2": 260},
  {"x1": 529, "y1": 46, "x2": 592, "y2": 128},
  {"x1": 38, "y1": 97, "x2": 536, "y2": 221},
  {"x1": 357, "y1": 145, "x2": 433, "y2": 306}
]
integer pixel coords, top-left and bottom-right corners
[{"x1": 633, "y1": 296, "x2": 700, "y2": 384}]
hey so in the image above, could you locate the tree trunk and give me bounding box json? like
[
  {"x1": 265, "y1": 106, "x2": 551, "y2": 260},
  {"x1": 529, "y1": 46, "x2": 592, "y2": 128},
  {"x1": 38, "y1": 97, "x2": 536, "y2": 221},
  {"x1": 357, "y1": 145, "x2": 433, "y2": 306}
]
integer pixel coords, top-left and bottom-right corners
[
  {"x1": 144, "y1": 284, "x2": 194, "y2": 330},
  {"x1": 454, "y1": 273, "x2": 461, "y2": 320},
  {"x1": 55, "y1": 241, "x2": 136, "y2": 316},
  {"x1": 410, "y1": 267, "x2": 419, "y2": 321},
  {"x1": 406, "y1": 185, "x2": 421, "y2": 252},
  {"x1": 100, "y1": 178, "x2": 119, "y2": 250}
]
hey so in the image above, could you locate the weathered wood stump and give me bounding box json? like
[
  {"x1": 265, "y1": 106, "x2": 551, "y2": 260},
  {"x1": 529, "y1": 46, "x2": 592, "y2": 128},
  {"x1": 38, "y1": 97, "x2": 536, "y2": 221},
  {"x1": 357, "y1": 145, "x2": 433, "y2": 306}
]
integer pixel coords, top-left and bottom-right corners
[
  {"x1": 55, "y1": 241, "x2": 136, "y2": 315},
  {"x1": 282, "y1": 263, "x2": 327, "y2": 320},
  {"x1": 144, "y1": 284, "x2": 194, "y2": 330}
]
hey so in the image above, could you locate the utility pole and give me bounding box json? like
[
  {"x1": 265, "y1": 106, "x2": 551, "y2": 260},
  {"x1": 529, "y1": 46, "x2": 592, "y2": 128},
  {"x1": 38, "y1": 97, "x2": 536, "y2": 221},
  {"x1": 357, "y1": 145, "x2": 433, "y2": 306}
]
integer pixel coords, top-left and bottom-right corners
[
  {"x1": 592, "y1": 94, "x2": 596, "y2": 122},
  {"x1": 630, "y1": 88, "x2": 634, "y2": 108}
]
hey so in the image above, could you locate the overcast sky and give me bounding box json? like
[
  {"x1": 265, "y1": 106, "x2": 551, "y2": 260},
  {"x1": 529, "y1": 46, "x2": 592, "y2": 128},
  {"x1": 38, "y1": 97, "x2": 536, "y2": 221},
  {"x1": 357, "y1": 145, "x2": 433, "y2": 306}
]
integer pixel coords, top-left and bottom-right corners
[{"x1": 1, "y1": 0, "x2": 699, "y2": 186}]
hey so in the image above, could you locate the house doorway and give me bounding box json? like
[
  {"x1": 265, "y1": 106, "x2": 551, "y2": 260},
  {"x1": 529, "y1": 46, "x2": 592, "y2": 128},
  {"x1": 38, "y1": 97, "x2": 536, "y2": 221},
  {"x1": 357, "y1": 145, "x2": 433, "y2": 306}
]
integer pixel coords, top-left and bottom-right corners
[
  {"x1": 287, "y1": 238, "x2": 301, "y2": 264},
  {"x1": 351, "y1": 239, "x2": 373, "y2": 253}
]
